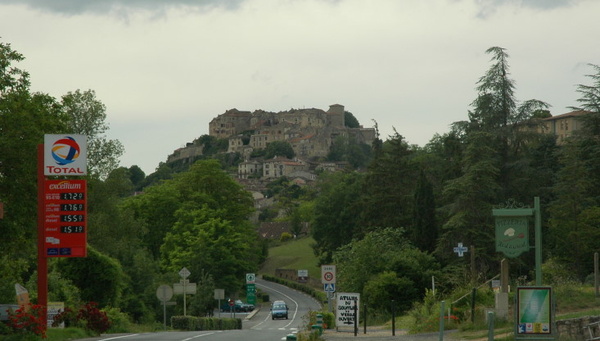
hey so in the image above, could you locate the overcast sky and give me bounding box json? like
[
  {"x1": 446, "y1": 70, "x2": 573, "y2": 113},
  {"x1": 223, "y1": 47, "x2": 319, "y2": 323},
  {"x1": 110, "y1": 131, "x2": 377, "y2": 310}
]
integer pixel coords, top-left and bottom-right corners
[{"x1": 1, "y1": 0, "x2": 599, "y2": 175}]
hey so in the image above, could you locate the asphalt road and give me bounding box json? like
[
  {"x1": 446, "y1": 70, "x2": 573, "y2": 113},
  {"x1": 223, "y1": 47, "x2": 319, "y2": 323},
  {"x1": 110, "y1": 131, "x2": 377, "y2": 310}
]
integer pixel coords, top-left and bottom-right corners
[{"x1": 74, "y1": 277, "x2": 322, "y2": 341}]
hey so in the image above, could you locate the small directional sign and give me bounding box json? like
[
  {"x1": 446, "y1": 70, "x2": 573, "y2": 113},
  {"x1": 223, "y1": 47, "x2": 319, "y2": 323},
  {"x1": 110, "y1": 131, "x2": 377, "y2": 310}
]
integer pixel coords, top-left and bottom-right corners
[{"x1": 324, "y1": 283, "x2": 336, "y2": 292}]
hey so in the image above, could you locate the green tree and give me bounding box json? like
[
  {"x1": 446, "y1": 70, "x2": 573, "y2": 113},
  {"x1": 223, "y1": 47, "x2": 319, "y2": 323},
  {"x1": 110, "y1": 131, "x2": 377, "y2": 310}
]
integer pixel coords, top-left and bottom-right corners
[
  {"x1": 466, "y1": 47, "x2": 550, "y2": 201},
  {"x1": 363, "y1": 271, "x2": 416, "y2": 314},
  {"x1": 360, "y1": 131, "x2": 416, "y2": 230},
  {"x1": 547, "y1": 141, "x2": 598, "y2": 280},
  {"x1": 311, "y1": 171, "x2": 365, "y2": 264},
  {"x1": 265, "y1": 140, "x2": 295, "y2": 159},
  {"x1": 188, "y1": 269, "x2": 216, "y2": 316},
  {"x1": 122, "y1": 181, "x2": 181, "y2": 259},
  {"x1": 437, "y1": 132, "x2": 501, "y2": 276},
  {"x1": 56, "y1": 246, "x2": 127, "y2": 308},
  {"x1": 153, "y1": 160, "x2": 261, "y2": 292},
  {"x1": 327, "y1": 135, "x2": 372, "y2": 169},
  {"x1": 344, "y1": 111, "x2": 360, "y2": 128},
  {"x1": 61, "y1": 89, "x2": 124, "y2": 179},
  {"x1": 161, "y1": 206, "x2": 257, "y2": 293},
  {"x1": 412, "y1": 170, "x2": 437, "y2": 253},
  {"x1": 0, "y1": 41, "x2": 69, "y2": 301},
  {"x1": 333, "y1": 228, "x2": 440, "y2": 314},
  {"x1": 128, "y1": 165, "x2": 146, "y2": 190},
  {"x1": 547, "y1": 65, "x2": 600, "y2": 280},
  {"x1": 572, "y1": 63, "x2": 600, "y2": 113},
  {"x1": 0, "y1": 40, "x2": 29, "y2": 94}
]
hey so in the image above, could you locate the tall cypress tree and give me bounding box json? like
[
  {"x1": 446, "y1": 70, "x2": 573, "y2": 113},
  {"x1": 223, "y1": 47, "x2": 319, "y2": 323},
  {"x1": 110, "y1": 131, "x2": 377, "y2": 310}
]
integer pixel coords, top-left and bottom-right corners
[{"x1": 412, "y1": 170, "x2": 437, "y2": 253}]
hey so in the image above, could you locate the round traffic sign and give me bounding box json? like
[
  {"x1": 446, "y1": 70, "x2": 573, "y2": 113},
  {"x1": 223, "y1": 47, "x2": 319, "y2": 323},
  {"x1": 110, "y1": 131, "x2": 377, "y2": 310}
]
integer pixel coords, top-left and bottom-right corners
[
  {"x1": 156, "y1": 285, "x2": 173, "y2": 302},
  {"x1": 324, "y1": 272, "x2": 334, "y2": 282}
]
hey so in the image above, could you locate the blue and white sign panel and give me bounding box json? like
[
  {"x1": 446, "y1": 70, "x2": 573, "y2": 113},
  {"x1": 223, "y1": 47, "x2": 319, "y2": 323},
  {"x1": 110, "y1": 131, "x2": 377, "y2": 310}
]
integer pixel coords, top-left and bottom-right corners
[{"x1": 324, "y1": 283, "x2": 335, "y2": 292}]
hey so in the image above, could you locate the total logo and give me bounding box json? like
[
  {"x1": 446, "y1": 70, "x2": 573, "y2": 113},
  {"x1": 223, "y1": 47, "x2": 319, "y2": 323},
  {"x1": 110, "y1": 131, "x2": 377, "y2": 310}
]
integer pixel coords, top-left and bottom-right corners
[
  {"x1": 44, "y1": 134, "x2": 87, "y2": 176},
  {"x1": 51, "y1": 137, "x2": 81, "y2": 165}
]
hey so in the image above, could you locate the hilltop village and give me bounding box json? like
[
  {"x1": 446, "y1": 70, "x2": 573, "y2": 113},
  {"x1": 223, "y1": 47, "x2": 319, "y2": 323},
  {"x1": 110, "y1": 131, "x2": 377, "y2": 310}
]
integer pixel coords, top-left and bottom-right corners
[
  {"x1": 165, "y1": 104, "x2": 376, "y2": 232},
  {"x1": 167, "y1": 104, "x2": 376, "y2": 181}
]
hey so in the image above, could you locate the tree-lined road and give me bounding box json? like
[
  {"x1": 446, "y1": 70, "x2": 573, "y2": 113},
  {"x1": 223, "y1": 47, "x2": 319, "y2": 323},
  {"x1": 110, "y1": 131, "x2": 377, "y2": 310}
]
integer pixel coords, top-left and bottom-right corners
[{"x1": 76, "y1": 278, "x2": 322, "y2": 341}]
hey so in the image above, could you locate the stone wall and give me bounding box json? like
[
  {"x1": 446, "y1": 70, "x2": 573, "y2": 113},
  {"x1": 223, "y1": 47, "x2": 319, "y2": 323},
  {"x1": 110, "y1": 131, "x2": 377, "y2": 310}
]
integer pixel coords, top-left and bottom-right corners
[{"x1": 556, "y1": 316, "x2": 600, "y2": 340}]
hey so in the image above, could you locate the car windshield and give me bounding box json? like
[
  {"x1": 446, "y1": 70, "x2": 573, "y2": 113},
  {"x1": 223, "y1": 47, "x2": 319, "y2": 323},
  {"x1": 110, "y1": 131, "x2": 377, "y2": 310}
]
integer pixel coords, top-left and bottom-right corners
[{"x1": 273, "y1": 304, "x2": 286, "y2": 310}]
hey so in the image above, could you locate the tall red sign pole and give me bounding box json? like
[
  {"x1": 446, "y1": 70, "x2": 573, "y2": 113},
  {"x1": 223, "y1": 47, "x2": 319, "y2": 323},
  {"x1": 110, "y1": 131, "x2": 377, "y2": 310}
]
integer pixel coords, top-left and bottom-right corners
[
  {"x1": 37, "y1": 145, "x2": 48, "y2": 328},
  {"x1": 38, "y1": 135, "x2": 87, "y2": 332}
]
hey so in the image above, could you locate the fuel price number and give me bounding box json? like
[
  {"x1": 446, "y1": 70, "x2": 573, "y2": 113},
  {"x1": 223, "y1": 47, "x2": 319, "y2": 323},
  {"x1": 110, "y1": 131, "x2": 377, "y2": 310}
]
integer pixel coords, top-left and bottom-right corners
[{"x1": 44, "y1": 179, "x2": 88, "y2": 257}]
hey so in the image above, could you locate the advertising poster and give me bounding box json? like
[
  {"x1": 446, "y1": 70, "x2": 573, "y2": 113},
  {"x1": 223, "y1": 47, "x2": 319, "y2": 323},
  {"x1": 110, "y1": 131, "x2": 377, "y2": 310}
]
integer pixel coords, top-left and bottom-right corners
[{"x1": 516, "y1": 286, "x2": 552, "y2": 335}]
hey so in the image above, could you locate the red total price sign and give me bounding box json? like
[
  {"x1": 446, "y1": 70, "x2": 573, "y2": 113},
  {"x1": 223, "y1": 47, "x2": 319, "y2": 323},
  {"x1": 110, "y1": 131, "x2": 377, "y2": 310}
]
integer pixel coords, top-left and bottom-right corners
[{"x1": 44, "y1": 179, "x2": 87, "y2": 257}]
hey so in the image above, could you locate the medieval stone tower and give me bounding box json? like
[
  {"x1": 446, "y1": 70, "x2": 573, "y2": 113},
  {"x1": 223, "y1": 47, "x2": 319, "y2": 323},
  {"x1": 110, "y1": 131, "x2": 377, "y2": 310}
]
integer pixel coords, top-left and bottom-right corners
[{"x1": 327, "y1": 104, "x2": 345, "y2": 128}]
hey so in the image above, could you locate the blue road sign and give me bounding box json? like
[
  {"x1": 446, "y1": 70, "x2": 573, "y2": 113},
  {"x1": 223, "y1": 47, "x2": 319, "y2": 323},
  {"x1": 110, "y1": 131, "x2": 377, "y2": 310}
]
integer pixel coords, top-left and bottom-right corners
[{"x1": 324, "y1": 283, "x2": 336, "y2": 292}]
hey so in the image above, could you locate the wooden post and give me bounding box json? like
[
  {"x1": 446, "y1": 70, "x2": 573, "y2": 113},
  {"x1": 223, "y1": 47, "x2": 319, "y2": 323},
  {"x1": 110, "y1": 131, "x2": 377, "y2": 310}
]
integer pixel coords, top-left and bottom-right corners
[
  {"x1": 501, "y1": 259, "x2": 509, "y2": 293},
  {"x1": 470, "y1": 245, "x2": 476, "y2": 283},
  {"x1": 595, "y1": 252, "x2": 599, "y2": 298}
]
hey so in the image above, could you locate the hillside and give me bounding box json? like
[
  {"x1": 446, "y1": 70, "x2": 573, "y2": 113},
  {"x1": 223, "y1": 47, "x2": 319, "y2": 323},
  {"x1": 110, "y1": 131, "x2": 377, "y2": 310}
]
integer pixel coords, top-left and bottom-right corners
[{"x1": 260, "y1": 236, "x2": 320, "y2": 286}]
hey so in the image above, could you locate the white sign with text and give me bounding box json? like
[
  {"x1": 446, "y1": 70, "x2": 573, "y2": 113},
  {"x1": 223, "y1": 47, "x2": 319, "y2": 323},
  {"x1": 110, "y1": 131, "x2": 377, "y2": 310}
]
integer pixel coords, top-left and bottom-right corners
[{"x1": 336, "y1": 292, "x2": 360, "y2": 329}]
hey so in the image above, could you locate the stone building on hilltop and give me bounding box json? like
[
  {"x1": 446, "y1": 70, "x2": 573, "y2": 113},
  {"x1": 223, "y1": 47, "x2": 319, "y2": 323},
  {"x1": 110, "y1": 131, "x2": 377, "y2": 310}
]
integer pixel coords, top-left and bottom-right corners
[
  {"x1": 167, "y1": 104, "x2": 376, "y2": 179},
  {"x1": 210, "y1": 104, "x2": 375, "y2": 160}
]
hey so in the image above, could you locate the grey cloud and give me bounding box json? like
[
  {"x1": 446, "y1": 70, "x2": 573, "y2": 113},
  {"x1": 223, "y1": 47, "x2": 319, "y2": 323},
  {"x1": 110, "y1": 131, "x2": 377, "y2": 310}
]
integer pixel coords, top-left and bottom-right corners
[
  {"x1": 0, "y1": 0, "x2": 245, "y2": 15},
  {"x1": 474, "y1": 0, "x2": 582, "y2": 18}
]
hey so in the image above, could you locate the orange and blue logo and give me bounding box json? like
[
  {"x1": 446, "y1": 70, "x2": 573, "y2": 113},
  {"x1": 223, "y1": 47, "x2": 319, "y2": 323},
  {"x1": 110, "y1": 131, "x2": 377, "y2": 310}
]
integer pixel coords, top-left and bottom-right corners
[{"x1": 51, "y1": 137, "x2": 81, "y2": 165}]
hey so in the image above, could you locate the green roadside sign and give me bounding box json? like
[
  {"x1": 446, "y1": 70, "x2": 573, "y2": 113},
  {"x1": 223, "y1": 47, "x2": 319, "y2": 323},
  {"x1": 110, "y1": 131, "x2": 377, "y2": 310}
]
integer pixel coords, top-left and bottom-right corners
[
  {"x1": 495, "y1": 215, "x2": 529, "y2": 257},
  {"x1": 246, "y1": 284, "x2": 256, "y2": 305}
]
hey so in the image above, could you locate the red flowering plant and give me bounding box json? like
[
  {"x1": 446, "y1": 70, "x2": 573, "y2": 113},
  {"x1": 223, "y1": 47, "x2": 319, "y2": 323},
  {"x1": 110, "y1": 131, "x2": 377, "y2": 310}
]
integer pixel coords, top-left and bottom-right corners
[
  {"x1": 77, "y1": 302, "x2": 111, "y2": 335},
  {"x1": 7, "y1": 303, "x2": 47, "y2": 338},
  {"x1": 52, "y1": 302, "x2": 111, "y2": 335}
]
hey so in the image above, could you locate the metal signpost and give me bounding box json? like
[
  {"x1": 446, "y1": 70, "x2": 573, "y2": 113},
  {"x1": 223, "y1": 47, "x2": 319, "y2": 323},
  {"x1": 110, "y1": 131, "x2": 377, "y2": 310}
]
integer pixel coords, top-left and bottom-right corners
[
  {"x1": 156, "y1": 285, "x2": 174, "y2": 330},
  {"x1": 214, "y1": 289, "x2": 225, "y2": 317},
  {"x1": 321, "y1": 265, "x2": 336, "y2": 312},
  {"x1": 176, "y1": 267, "x2": 195, "y2": 316},
  {"x1": 246, "y1": 273, "x2": 256, "y2": 305}
]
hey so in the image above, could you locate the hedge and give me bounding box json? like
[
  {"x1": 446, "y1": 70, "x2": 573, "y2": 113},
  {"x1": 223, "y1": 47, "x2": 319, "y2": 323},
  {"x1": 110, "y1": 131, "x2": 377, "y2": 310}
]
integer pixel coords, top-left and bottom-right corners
[{"x1": 171, "y1": 316, "x2": 242, "y2": 331}]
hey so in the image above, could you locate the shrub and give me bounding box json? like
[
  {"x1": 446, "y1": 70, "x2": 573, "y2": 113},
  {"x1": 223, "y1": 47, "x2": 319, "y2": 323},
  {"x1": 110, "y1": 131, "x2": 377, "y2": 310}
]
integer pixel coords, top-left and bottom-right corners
[
  {"x1": 52, "y1": 307, "x2": 78, "y2": 328},
  {"x1": 7, "y1": 304, "x2": 47, "y2": 338},
  {"x1": 77, "y1": 302, "x2": 111, "y2": 335},
  {"x1": 103, "y1": 307, "x2": 132, "y2": 333},
  {"x1": 306, "y1": 310, "x2": 335, "y2": 329},
  {"x1": 280, "y1": 232, "x2": 293, "y2": 242},
  {"x1": 0, "y1": 320, "x2": 12, "y2": 335},
  {"x1": 171, "y1": 316, "x2": 241, "y2": 331},
  {"x1": 52, "y1": 302, "x2": 111, "y2": 336}
]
